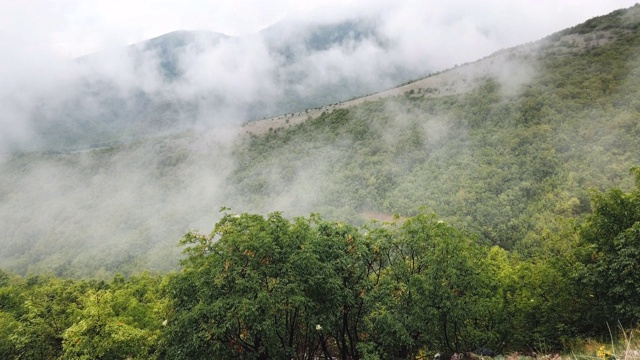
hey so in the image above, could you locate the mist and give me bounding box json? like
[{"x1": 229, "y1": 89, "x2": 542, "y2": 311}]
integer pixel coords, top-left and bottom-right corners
[
  {"x1": 0, "y1": 1, "x2": 638, "y2": 276},
  {"x1": 3, "y1": 1, "x2": 633, "y2": 151}
]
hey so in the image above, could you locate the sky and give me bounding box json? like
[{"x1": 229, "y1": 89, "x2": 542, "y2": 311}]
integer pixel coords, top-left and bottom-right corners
[
  {"x1": 1, "y1": 0, "x2": 638, "y2": 59},
  {"x1": 1, "y1": 0, "x2": 639, "y2": 274},
  {"x1": 0, "y1": 0, "x2": 638, "y2": 149}
]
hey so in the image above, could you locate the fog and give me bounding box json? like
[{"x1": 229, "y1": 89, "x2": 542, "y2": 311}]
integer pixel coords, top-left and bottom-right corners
[
  {"x1": 2, "y1": 1, "x2": 635, "y2": 151},
  {"x1": 0, "y1": 1, "x2": 637, "y2": 276},
  {"x1": 0, "y1": 131, "x2": 237, "y2": 276}
]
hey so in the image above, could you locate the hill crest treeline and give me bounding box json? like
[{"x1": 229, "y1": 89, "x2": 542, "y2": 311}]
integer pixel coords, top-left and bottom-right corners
[
  {"x1": 227, "y1": 4, "x2": 640, "y2": 252},
  {"x1": 1, "y1": 5, "x2": 640, "y2": 357},
  {"x1": 1, "y1": 4, "x2": 640, "y2": 277}
]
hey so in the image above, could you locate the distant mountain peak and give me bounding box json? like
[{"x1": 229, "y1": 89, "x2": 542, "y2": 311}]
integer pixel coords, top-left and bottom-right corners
[{"x1": 140, "y1": 30, "x2": 229, "y2": 50}]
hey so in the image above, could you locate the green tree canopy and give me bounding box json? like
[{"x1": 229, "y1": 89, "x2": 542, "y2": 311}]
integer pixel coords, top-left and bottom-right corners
[{"x1": 580, "y1": 168, "x2": 640, "y2": 327}]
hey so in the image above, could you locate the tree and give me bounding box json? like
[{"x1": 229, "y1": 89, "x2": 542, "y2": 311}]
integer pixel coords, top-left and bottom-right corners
[
  {"x1": 394, "y1": 214, "x2": 497, "y2": 354},
  {"x1": 166, "y1": 211, "x2": 399, "y2": 360},
  {"x1": 579, "y1": 168, "x2": 640, "y2": 328},
  {"x1": 61, "y1": 274, "x2": 165, "y2": 359},
  {"x1": 342, "y1": 213, "x2": 503, "y2": 358},
  {"x1": 166, "y1": 212, "x2": 330, "y2": 359}
]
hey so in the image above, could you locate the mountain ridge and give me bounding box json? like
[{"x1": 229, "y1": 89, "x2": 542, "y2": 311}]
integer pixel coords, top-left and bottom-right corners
[
  {"x1": 244, "y1": 3, "x2": 640, "y2": 134},
  {"x1": 21, "y1": 16, "x2": 428, "y2": 152},
  {"x1": 1, "y1": 4, "x2": 640, "y2": 275}
]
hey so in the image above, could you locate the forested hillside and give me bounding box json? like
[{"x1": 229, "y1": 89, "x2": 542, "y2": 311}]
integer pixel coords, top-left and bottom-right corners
[
  {"x1": 2, "y1": 5, "x2": 640, "y2": 276},
  {"x1": 2, "y1": 173, "x2": 640, "y2": 358},
  {"x1": 22, "y1": 18, "x2": 423, "y2": 152},
  {"x1": 1, "y1": 5, "x2": 640, "y2": 358},
  {"x1": 229, "y1": 4, "x2": 640, "y2": 252}
]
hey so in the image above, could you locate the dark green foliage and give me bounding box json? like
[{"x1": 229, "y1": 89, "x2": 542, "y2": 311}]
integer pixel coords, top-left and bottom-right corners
[
  {"x1": 3, "y1": 5, "x2": 640, "y2": 276},
  {"x1": 579, "y1": 168, "x2": 640, "y2": 328},
  {"x1": 561, "y1": 4, "x2": 640, "y2": 35},
  {"x1": 363, "y1": 214, "x2": 497, "y2": 357},
  {"x1": 165, "y1": 212, "x2": 379, "y2": 359},
  {"x1": 226, "y1": 8, "x2": 640, "y2": 251},
  {"x1": 3, "y1": 6, "x2": 640, "y2": 358},
  {"x1": 164, "y1": 210, "x2": 575, "y2": 358},
  {"x1": 1, "y1": 171, "x2": 640, "y2": 358}
]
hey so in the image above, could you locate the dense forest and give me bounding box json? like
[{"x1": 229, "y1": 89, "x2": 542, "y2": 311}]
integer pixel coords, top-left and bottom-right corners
[
  {"x1": 2, "y1": 5, "x2": 640, "y2": 359},
  {"x1": 229, "y1": 6, "x2": 640, "y2": 252},
  {"x1": 2, "y1": 172, "x2": 640, "y2": 358}
]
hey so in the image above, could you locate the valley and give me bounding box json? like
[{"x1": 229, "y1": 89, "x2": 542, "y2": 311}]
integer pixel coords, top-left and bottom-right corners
[{"x1": 1, "y1": 4, "x2": 640, "y2": 359}]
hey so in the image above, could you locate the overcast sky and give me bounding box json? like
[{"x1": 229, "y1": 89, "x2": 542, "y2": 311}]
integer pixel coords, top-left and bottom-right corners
[{"x1": 1, "y1": 0, "x2": 638, "y2": 59}]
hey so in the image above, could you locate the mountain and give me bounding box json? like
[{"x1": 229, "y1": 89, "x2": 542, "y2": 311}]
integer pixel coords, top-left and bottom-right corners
[
  {"x1": 22, "y1": 17, "x2": 425, "y2": 152},
  {"x1": 136, "y1": 30, "x2": 229, "y2": 79},
  {"x1": 1, "y1": 5, "x2": 640, "y2": 276},
  {"x1": 233, "y1": 4, "x2": 640, "y2": 250}
]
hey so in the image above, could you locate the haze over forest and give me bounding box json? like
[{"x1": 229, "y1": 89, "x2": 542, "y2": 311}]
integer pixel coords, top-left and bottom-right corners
[
  {"x1": 3, "y1": 2, "x2": 640, "y2": 359},
  {"x1": 0, "y1": 1, "x2": 639, "y2": 276}
]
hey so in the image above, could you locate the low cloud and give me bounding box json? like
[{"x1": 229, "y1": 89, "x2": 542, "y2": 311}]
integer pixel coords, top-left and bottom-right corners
[
  {"x1": 1, "y1": 1, "x2": 636, "y2": 151},
  {"x1": 0, "y1": 1, "x2": 636, "y2": 275}
]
